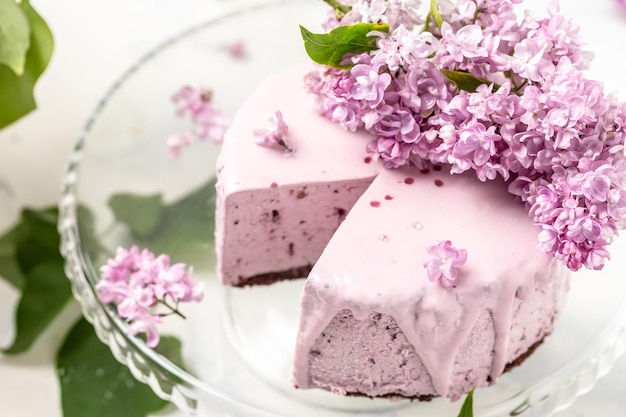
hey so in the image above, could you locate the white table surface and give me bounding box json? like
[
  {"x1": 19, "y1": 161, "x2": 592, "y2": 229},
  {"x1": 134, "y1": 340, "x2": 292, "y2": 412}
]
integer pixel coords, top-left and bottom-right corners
[{"x1": 1, "y1": 1, "x2": 625, "y2": 416}]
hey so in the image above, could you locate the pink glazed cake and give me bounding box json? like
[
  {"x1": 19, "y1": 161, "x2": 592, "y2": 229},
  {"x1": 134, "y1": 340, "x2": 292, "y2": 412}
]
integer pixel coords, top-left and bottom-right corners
[{"x1": 215, "y1": 64, "x2": 571, "y2": 400}]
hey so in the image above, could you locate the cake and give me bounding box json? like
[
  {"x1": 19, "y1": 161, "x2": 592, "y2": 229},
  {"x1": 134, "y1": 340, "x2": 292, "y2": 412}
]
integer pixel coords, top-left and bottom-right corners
[
  {"x1": 215, "y1": 0, "x2": 626, "y2": 405},
  {"x1": 215, "y1": 64, "x2": 570, "y2": 400}
]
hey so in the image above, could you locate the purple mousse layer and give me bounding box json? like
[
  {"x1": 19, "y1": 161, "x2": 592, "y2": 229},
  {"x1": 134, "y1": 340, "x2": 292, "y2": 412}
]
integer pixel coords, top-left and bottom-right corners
[
  {"x1": 217, "y1": 180, "x2": 373, "y2": 286},
  {"x1": 215, "y1": 64, "x2": 380, "y2": 286},
  {"x1": 294, "y1": 167, "x2": 570, "y2": 400}
]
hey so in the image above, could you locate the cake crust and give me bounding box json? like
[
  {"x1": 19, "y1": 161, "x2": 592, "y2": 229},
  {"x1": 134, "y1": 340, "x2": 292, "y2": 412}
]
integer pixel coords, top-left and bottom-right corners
[{"x1": 233, "y1": 265, "x2": 313, "y2": 287}]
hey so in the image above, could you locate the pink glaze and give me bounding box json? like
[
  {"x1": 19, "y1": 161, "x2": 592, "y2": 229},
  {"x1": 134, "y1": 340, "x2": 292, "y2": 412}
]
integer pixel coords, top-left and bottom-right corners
[
  {"x1": 215, "y1": 64, "x2": 380, "y2": 285},
  {"x1": 294, "y1": 167, "x2": 570, "y2": 400}
]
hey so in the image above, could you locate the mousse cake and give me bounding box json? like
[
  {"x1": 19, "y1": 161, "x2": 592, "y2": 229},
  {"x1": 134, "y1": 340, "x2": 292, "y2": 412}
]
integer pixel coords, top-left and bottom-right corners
[{"x1": 214, "y1": 64, "x2": 571, "y2": 400}]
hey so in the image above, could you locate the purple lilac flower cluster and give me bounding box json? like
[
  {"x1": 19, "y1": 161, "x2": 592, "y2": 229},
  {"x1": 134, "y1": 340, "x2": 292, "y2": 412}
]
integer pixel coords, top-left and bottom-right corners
[
  {"x1": 167, "y1": 86, "x2": 230, "y2": 158},
  {"x1": 307, "y1": 0, "x2": 626, "y2": 271},
  {"x1": 96, "y1": 246, "x2": 204, "y2": 347}
]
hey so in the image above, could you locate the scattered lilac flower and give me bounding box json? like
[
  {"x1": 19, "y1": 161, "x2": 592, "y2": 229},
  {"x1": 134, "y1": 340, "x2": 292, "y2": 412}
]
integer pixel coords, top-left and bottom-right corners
[
  {"x1": 96, "y1": 246, "x2": 204, "y2": 347},
  {"x1": 423, "y1": 240, "x2": 468, "y2": 288},
  {"x1": 620, "y1": 0, "x2": 626, "y2": 16},
  {"x1": 306, "y1": 0, "x2": 626, "y2": 272},
  {"x1": 224, "y1": 40, "x2": 248, "y2": 60},
  {"x1": 166, "y1": 130, "x2": 194, "y2": 159},
  {"x1": 253, "y1": 111, "x2": 295, "y2": 153},
  {"x1": 168, "y1": 86, "x2": 230, "y2": 158}
]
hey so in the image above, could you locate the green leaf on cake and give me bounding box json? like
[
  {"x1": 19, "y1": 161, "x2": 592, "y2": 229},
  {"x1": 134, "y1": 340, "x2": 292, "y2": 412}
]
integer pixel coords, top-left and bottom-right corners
[
  {"x1": 300, "y1": 22, "x2": 389, "y2": 69},
  {"x1": 0, "y1": 0, "x2": 54, "y2": 130},
  {"x1": 0, "y1": 0, "x2": 30, "y2": 75},
  {"x1": 441, "y1": 70, "x2": 494, "y2": 93},
  {"x1": 457, "y1": 389, "x2": 475, "y2": 417},
  {"x1": 108, "y1": 177, "x2": 217, "y2": 264},
  {"x1": 57, "y1": 318, "x2": 175, "y2": 417}
]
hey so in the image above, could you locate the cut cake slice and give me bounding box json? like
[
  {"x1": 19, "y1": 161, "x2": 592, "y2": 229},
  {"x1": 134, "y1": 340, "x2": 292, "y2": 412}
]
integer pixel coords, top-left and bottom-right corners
[
  {"x1": 293, "y1": 166, "x2": 570, "y2": 400},
  {"x1": 215, "y1": 64, "x2": 381, "y2": 286}
]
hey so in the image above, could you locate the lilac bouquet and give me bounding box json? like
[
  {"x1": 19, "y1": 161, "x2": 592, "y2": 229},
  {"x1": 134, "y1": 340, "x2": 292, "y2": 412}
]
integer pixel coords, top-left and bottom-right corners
[
  {"x1": 97, "y1": 246, "x2": 204, "y2": 347},
  {"x1": 302, "y1": 0, "x2": 626, "y2": 271}
]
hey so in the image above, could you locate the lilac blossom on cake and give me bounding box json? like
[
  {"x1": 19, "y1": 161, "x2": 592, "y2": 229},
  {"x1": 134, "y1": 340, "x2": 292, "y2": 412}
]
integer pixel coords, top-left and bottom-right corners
[
  {"x1": 305, "y1": 0, "x2": 626, "y2": 271},
  {"x1": 253, "y1": 110, "x2": 295, "y2": 153},
  {"x1": 424, "y1": 240, "x2": 467, "y2": 288}
]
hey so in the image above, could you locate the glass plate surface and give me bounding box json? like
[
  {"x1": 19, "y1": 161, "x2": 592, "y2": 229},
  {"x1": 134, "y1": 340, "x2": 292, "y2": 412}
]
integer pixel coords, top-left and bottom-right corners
[{"x1": 59, "y1": 0, "x2": 626, "y2": 416}]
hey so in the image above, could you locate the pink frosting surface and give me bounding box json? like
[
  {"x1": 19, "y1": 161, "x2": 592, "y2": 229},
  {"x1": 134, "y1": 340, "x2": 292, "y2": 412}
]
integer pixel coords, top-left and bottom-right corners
[
  {"x1": 216, "y1": 63, "x2": 378, "y2": 191},
  {"x1": 294, "y1": 166, "x2": 570, "y2": 400},
  {"x1": 215, "y1": 64, "x2": 380, "y2": 285}
]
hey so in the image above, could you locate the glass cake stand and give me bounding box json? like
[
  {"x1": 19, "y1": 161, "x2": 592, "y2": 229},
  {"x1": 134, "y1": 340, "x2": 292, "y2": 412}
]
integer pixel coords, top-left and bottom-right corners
[{"x1": 59, "y1": 0, "x2": 626, "y2": 416}]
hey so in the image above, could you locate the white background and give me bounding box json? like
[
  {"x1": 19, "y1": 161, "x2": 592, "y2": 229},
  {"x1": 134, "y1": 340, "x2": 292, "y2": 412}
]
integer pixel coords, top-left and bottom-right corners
[{"x1": 0, "y1": 0, "x2": 625, "y2": 416}]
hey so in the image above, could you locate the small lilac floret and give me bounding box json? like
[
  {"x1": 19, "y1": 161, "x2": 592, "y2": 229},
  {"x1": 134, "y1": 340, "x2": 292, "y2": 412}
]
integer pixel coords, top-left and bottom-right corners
[
  {"x1": 96, "y1": 246, "x2": 203, "y2": 348},
  {"x1": 423, "y1": 240, "x2": 468, "y2": 288},
  {"x1": 350, "y1": 64, "x2": 392, "y2": 108},
  {"x1": 225, "y1": 40, "x2": 247, "y2": 59},
  {"x1": 253, "y1": 110, "x2": 295, "y2": 153},
  {"x1": 168, "y1": 86, "x2": 230, "y2": 157},
  {"x1": 166, "y1": 131, "x2": 194, "y2": 159}
]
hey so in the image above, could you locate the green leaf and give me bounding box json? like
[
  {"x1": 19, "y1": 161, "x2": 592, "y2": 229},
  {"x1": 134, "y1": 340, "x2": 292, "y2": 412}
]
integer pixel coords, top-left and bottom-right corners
[
  {"x1": 57, "y1": 318, "x2": 171, "y2": 417},
  {"x1": 15, "y1": 208, "x2": 60, "y2": 274},
  {"x1": 1, "y1": 207, "x2": 75, "y2": 354},
  {"x1": 108, "y1": 193, "x2": 163, "y2": 238},
  {"x1": 154, "y1": 335, "x2": 185, "y2": 370},
  {"x1": 0, "y1": 206, "x2": 58, "y2": 291},
  {"x1": 0, "y1": 221, "x2": 27, "y2": 290},
  {"x1": 2, "y1": 260, "x2": 71, "y2": 354},
  {"x1": 300, "y1": 23, "x2": 389, "y2": 69},
  {"x1": 1, "y1": 205, "x2": 102, "y2": 355},
  {"x1": 78, "y1": 205, "x2": 109, "y2": 263},
  {"x1": 441, "y1": 70, "x2": 494, "y2": 93},
  {"x1": 0, "y1": 0, "x2": 30, "y2": 75},
  {"x1": 0, "y1": 0, "x2": 53, "y2": 130},
  {"x1": 457, "y1": 389, "x2": 474, "y2": 417},
  {"x1": 110, "y1": 178, "x2": 217, "y2": 263}
]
